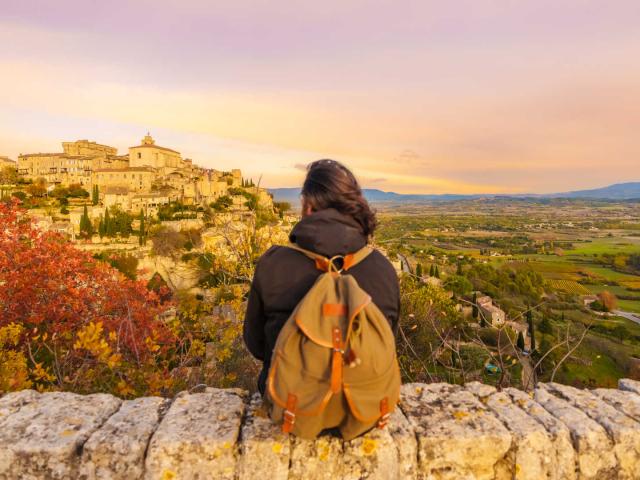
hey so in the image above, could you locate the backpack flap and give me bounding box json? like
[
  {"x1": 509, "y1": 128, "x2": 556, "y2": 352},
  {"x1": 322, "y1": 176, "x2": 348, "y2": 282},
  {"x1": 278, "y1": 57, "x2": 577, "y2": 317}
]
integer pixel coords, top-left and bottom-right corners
[{"x1": 294, "y1": 273, "x2": 370, "y2": 348}]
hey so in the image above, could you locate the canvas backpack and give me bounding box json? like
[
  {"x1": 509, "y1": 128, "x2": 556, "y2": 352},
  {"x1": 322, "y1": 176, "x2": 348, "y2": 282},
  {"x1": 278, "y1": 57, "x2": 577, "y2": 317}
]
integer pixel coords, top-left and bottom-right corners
[{"x1": 265, "y1": 243, "x2": 401, "y2": 440}]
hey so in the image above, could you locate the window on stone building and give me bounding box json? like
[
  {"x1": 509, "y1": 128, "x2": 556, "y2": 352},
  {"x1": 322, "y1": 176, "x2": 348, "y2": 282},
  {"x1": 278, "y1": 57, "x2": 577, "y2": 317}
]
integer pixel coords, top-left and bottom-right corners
[{"x1": 138, "y1": 153, "x2": 142, "y2": 159}]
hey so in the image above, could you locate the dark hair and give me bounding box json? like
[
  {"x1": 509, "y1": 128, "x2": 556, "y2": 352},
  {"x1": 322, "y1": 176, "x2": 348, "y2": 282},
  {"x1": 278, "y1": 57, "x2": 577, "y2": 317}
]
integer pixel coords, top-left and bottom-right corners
[{"x1": 302, "y1": 159, "x2": 377, "y2": 237}]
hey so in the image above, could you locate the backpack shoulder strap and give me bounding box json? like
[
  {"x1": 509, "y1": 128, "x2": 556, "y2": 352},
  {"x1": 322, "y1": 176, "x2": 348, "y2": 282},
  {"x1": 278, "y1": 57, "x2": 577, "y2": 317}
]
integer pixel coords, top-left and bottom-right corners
[{"x1": 285, "y1": 243, "x2": 373, "y2": 273}]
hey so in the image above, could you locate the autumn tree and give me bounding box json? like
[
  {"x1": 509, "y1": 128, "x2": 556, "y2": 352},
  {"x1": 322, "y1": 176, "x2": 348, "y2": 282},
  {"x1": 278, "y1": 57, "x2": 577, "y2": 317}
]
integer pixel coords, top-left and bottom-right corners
[
  {"x1": 26, "y1": 178, "x2": 47, "y2": 197},
  {"x1": 0, "y1": 166, "x2": 18, "y2": 185},
  {"x1": 0, "y1": 200, "x2": 175, "y2": 396},
  {"x1": 151, "y1": 226, "x2": 187, "y2": 257},
  {"x1": 273, "y1": 201, "x2": 291, "y2": 219},
  {"x1": 598, "y1": 290, "x2": 618, "y2": 312}
]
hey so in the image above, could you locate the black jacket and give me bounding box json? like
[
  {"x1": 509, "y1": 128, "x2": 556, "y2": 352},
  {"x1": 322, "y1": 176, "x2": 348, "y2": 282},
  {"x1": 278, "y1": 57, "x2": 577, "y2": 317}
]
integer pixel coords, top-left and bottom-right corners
[{"x1": 243, "y1": 208, "x2": 400, "y2": 393}]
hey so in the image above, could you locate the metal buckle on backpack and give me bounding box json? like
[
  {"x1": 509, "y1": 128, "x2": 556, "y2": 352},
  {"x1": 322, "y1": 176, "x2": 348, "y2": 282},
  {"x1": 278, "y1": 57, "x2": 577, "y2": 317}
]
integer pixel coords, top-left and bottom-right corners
[
  {"x1": 328, "y1": 255, "x2": 345, "y2": 273},
  {"x1": 284, "y1": 409, "x2": 296, "y2": 423}
]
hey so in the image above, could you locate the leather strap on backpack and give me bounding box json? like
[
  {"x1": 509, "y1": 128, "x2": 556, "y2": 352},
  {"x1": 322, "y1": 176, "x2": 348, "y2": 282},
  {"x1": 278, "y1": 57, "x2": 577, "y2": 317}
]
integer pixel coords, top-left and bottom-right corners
[
  {"x1": 282, "y1": 393, "x2": 298, "y2": 433},
  {"x1": 285, "y1": 243, "x2": 373, "y2": 273},
  {"x1": 330, "y1": 327, "x2": 344, "y2": 393},
  {"x1": 377, "y1": 397, "x2": 390, "y2": 429}
]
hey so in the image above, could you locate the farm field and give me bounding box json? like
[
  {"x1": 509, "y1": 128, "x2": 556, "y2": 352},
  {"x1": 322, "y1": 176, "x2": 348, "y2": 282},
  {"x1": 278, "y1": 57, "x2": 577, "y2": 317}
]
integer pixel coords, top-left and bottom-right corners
[{"x1": 376, "y1": 197, "x2": 640, "y2": 388}]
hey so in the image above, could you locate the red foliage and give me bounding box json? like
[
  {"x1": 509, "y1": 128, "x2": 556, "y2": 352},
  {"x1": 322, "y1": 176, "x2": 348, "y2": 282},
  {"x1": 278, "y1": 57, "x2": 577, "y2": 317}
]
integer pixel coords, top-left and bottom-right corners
[{"x1": 0, "y1": 200, "x2": 176, "y2": 393}]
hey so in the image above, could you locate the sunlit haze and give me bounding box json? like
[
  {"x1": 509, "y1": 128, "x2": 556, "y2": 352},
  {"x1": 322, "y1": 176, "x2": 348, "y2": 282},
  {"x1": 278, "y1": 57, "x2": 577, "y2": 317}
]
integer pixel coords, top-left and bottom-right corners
[{"x1": 2, "y1": 0, "x2": 639, "y2": 194}]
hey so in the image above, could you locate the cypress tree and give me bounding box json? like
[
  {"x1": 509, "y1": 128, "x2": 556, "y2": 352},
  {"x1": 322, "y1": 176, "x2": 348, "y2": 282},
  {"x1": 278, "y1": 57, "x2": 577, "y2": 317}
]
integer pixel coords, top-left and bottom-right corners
[
  {"x1": 472, "y1": 292, "x2": 478, "y2": 319},
  {"x1": 539, "y1": 316, "x2": 552, "y2": 334},
  {"x1": 434, "y1": 265, "x2": 440, "y2": 278},
  {"x1": 429, "y1": 264, "x2": 435, "y2": 277},
  {"x1": 517, "y1": 331, "x2": 525, "y2": 350},
  {"x1": 105, "y1": 208, "x2": 115, "y2": 237},
  {"x1": 527, "y1": 310, "x2": 536, "y2": 352},
  {"x1": 98, "y1": 215, "x2": 105, "y2": 238},
  {"x1": 79, "y1": 205, "x2": 93, "y2": 238},
  {"x1": 91, "y1": 185, "x2": 99, "y2": 205},
  {"x1": 415, "y1": 263, "x2": 423, "y2": 278},
  {"x1": 457, "y1": 262, "x2": 463, "y2": 275}
]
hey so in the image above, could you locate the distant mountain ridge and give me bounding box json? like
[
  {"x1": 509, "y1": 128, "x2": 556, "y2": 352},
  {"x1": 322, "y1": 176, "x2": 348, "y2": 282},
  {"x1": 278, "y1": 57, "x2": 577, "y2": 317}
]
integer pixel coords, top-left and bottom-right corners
[
  {"x1": 551, "y1": 182, "x2": 640, "y2": 199},
  {"x1": 269, "y1": 182, "x2": 640, "y2": 204}
]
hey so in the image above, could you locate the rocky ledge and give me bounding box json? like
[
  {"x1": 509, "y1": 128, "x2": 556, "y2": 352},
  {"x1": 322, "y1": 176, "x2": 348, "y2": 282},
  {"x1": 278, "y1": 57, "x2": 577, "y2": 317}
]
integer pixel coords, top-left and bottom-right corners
[{"x1": 2, "y1": 380, "x2": 640, "y2": 479}]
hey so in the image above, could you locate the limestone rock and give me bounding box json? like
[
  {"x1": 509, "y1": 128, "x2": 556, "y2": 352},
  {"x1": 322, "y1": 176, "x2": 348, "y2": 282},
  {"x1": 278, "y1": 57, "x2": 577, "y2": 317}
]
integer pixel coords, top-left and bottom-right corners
[
  {"x1": 0, "y1": 391, "x2": 121, "y2": 480},
  {"x1": 0, "y1": 389, "x2": 40, "y2": 422},
  {"x1": 401, "y1": 382, "x2": 512, "y2": 479},
  {"x1": 387, "y1": 407, "x2": 418, "y2": 479},
  {"x1": 593, "y1": 387, "x2": 640, "y2": 423},
  {"x1": 619, "y1": 378, "x2": 640, "y2": 396},
  {"x1": 342, "y1": 422, "x2": 398, "y2": 480},
  {"x1": 288, "y1": 433, "x2": 343, "y2": 480},
  {"x1": 534, "y1": 386, "x2": 617, "y2": 479},
  {"x1": 542, "y1": 382, "x2": 640, "y2": 480},
  {"x1": 506, "y1": 387, "x2": 576, "y2": 480},
  {"x1": 466, "y1": 382, "x2": 556, "y2": 480},
  {"x1": 144, "y1": 388, "x2": 244, "y2": 480},
  {"x1": 464, "y1": 381, "x2": 496, "y2": 399},
  {"x1": 237, "y1": 394, "x2": 290, "y2": 480},
  {"x1": 79, "y1": 396, "x2": 169, "y2": 480}
]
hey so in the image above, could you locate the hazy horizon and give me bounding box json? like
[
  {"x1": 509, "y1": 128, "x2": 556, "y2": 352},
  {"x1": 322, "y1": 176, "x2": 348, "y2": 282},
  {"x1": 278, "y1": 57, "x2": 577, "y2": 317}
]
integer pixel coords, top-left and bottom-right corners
[{"x1": 2, "y1": 0, "x2": 639, "y2": 194}]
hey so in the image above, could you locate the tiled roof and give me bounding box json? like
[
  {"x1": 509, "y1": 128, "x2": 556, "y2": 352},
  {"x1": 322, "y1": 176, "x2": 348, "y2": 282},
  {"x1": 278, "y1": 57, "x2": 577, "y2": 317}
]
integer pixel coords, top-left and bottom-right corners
[{"x1": 129, "y1": 144, "x2": 180, "y2": 154}]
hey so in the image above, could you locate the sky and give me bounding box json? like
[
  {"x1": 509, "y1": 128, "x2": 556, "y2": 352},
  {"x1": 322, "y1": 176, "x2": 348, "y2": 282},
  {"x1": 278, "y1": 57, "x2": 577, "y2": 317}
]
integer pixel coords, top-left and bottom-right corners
[{"x1": 1, "y1": 0, "x2": 639, "y2": 194}]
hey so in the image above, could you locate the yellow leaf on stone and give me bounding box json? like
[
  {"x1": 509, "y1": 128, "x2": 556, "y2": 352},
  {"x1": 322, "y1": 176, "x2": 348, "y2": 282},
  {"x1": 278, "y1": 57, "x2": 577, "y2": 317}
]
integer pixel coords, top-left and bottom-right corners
[
  {"x1": 161, "y1": 470, "x2": 176, "y2": 480},
  {"x1": 452, "y1": 410, "x2": 469, "y2": 420},
  {"x1": 361, "y1": 438, "x2": 377, "y2": 456},
  {"x1": 319, "y1": 445, "x2": 330, "y2": 462},
  {"x1": 272, "y1": 442, "x2": 283, "y2": 454},
  {"x1": 60, "y1": 429, "x2": 75, "y2": 437}
]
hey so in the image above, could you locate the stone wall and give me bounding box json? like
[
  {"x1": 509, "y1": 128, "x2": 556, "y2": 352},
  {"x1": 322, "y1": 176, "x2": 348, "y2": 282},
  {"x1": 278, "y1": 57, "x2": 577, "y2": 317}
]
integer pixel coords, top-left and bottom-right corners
[{"x1": 2, "y1": 379, "x2": 640, "y2": 479}]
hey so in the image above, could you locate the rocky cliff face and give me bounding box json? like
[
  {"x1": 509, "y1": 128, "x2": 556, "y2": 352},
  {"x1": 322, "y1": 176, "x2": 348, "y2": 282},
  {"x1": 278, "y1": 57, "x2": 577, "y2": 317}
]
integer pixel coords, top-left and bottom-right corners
[{"x1": 2, "y1": 380, "x2": 640, "y2": 479}]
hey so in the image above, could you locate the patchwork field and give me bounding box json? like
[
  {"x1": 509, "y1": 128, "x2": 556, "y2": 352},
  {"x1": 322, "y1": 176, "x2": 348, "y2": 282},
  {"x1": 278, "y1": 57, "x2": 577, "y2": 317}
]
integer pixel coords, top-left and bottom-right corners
[{"x1": 376, "y1": 198, "x2": 640, "y2": 387}]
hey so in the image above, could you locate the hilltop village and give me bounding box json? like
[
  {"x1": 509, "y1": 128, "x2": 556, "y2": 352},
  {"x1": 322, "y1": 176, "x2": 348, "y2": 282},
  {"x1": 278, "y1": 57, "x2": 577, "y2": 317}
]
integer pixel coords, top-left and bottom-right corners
[
  {"x1": 0, "y1": 135, "x2": 292, "y2": 294},
  {"x1": 12, "y1": 134, "x2": 273, "y2": 225}
]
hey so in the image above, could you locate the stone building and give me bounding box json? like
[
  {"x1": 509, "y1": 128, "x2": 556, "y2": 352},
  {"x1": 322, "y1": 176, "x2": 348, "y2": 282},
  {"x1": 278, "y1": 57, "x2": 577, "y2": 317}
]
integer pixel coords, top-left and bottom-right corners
[
  {"x1": 17, "y1": 140, "x2": 128, "y2": 187},
  {"x1": 62, "y1": 140, "x2": 117, "y2": 157},
  {"x1": 129, "y1": 134, "x2": 183, "y2": 172},
  {"x1": 0, "y1": 156, "x2": 15, "y2": 167},
  {"x1": 92, "y1": 167, "x2": 156, "y2": 193},
  {"x1": 476, "y1": 294, "x2": 506, "y2": 326},
  {"x1": 131, "y1": 190, "x2": 180, "y2": 216},
  {"x1": 103, "y1": 186, "x2": 132, "y2": 210}
]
